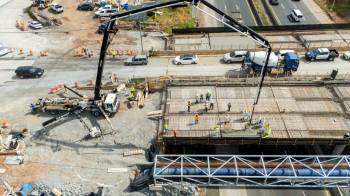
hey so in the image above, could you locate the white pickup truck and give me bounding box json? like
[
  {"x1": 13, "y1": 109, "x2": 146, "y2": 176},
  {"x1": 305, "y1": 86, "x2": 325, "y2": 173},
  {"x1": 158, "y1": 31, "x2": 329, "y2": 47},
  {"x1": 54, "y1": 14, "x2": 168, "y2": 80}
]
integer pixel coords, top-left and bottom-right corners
[
  {"x1": 95, "y1": 8, "x2": 118, "y2": 17},
  {"x1": 305, "y1": 48, "x2": 339, "y2": 61}
]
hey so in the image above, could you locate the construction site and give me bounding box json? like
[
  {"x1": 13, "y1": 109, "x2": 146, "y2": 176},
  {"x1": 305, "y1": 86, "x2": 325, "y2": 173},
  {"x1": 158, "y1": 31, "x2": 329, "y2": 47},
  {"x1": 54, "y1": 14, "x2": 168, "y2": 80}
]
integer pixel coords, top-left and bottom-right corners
[{"x1": 2, "y1": 0, "x2": 350, "y2": 195}]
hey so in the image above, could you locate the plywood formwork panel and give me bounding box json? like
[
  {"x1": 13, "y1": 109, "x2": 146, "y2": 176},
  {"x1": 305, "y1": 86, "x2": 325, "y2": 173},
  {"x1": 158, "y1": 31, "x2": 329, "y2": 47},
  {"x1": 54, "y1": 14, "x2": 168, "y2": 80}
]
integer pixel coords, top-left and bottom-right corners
[
  {"x1": 162, "y1": 130, "x2": 215, "y2": 138},
  {"x1": 303, "y1": 116, "x2": 349, "y2": 132},
  {"x1": 290, "y1": 87, "x2": 333, "y2": 99},
  {"x1": 216, "y1": 87, "x2": 245, "y2": 99},
  {"x1": 168, "y1": 101, "x2": 219, "y2": 114},
  {"x1": 168, "y1": 114, "x2": 219, "y2": 131},
  {"x1": 168, "y1": 86, "x2": 216, "y2": 100},
  {"x1": 271, "y1": 87, "x2": 293, "y2": 98},
  {"x1": 281, "y1": 114, "x2": 307, "y2": 132},
  {"x1": 343, "y1": 101, "x2": 350, "y2": 114},
  {"x1": 275, "y1": 99, "x2": 299, "y2": 113},
  {"x1": 296, "y1": 101, "x2": 343, "y2": 113},
  {"x1": 334, "y1": 86, "x2": 350, "y2": 100},
  {"x1": 251, "y1": 114, "x2": 287, "y2": 131},
  {"x1": 217, "y1": 99, "x2": 250, "y2": 113},
  {"x1": 216, "y1": 87, "x2": 273, "y2": 99}
]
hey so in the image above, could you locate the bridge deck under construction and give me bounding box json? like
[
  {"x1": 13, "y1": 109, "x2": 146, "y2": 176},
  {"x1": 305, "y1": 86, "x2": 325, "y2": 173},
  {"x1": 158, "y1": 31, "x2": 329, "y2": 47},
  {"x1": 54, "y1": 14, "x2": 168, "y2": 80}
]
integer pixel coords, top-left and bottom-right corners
[{"x1": 158, "y1": 80, "x2": 350, "y2": 146}]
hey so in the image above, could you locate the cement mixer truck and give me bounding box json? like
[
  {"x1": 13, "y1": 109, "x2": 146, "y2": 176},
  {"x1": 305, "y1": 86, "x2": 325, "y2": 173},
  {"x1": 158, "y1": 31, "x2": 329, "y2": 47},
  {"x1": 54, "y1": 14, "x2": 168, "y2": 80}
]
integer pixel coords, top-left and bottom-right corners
[{"x1": 244, "y1": 51, "x2": 300, "y2": 75}]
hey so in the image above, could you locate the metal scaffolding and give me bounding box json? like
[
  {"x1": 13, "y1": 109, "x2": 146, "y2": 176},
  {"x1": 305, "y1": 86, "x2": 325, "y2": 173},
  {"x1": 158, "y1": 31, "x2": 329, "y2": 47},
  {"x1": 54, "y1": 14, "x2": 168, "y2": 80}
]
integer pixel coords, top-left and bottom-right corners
[{"x1": 154, "y1": 155, "x2": 350, "y2": 188}]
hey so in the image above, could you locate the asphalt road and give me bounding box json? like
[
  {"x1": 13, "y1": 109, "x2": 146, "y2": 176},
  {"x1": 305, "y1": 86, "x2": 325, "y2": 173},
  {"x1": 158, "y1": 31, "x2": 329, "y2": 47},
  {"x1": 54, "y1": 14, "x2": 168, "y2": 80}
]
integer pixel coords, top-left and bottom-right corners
[
  {"x1": 267, "y1": 0, "x2": 319, "y2": 25},
  {"x1": 1, "y1": 55, "x2": 350, "y2": 86},
  {"x1": 206, "y1": 0, "x2": 256, "y2": 26}
]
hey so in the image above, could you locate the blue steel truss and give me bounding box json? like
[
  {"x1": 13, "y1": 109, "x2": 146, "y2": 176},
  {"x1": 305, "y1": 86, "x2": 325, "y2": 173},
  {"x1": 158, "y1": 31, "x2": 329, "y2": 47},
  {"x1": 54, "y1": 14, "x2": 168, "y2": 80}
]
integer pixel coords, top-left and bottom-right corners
[{"x1": 154, "y1": 155, "x2": 350, "y2": 188}]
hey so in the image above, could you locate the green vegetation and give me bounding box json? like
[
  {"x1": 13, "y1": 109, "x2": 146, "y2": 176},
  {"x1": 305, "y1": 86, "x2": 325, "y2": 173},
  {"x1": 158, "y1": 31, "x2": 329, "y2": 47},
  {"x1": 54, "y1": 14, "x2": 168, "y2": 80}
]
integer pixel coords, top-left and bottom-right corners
[
  {"x1": 314, "y1": 0, "x2": 350, "y2": 19},
  {"x1": 146, "y1": 7, "x2": 196, "y2": 33},
  {"x1": 253, "y1": 0, "x2": 271, "y2": 25}
]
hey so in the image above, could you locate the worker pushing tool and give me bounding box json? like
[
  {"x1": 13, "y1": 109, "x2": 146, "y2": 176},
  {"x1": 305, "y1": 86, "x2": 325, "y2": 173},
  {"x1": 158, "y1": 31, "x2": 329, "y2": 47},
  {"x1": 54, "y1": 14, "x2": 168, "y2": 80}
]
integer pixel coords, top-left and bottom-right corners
[
  {"x1": 227, "y1": 102, "x2": 232, "y2": 112},
  {"x1": 205, "y1": 91, "x2": 211, "y2": 101},
  {"x1": 187, "y1": 100, "x2": 191, "y2": 112}
]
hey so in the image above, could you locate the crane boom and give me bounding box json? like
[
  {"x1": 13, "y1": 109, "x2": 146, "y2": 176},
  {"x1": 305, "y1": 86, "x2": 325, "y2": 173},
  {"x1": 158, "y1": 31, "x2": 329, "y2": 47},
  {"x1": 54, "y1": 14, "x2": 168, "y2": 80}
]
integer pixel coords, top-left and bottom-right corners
[{"x1": 93, "y1": 0, "x2": 272, "y2": 122}]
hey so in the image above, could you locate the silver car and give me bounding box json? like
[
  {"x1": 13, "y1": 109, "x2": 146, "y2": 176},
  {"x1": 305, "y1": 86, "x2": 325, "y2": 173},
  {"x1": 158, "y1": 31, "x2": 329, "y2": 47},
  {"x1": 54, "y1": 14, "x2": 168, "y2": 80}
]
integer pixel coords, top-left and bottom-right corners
[
  {"x1": 223, "y1": 50, "x2": 247, "y2": 63},
  {"x1": 174, "y1": 54, "x2": 198, "y2": 65},
  {"x1": 29, "y1": 21, "x2": 43, "y2": 29}
]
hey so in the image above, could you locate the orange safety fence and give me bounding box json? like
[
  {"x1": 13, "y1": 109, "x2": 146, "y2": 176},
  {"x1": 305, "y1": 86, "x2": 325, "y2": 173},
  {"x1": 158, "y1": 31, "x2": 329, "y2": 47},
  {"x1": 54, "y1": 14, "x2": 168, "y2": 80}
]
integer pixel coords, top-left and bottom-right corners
[
  {"x1": 49, "y1": 84, "x2": 65, "y2": 94},
  {"x1": 0, "y1": 119, "x2": 10, "y2": 128}
]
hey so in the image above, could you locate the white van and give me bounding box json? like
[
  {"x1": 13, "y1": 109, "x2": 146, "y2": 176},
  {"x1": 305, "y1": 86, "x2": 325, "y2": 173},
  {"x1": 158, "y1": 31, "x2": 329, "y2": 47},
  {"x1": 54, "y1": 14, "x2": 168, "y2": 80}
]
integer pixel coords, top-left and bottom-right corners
[{"x1": 290, "y1": 9, "x2": 304, "y2": 22}]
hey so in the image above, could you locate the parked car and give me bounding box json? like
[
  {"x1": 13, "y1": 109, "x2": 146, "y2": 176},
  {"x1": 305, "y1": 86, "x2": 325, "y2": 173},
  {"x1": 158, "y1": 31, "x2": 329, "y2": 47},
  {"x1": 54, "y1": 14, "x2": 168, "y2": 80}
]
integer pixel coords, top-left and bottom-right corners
[
  {"x1": 15, "y1": 66, "x2": 44, "y2": 78},
  {"x1": 289, "y1": 9, "x2": 304, "y2": 22},
  {"x1": 269, "y1": 0, "x2": 279, "y2": 5},
  {"x1": 98, "y1": 4, "x2": 112, "y2": 11},
  {"x1": 305, "y1": 48, "x2": 339, "y2": 61},
  {"x1": 124, "y1": 55, "x2": 148, "y2": 65},
  {"x1": 343, "y1": 51, "x2": 350, "y2": 60},
  {"x1": 0, "y1": 47, "x2": 10, "y2": 57},
  {"x1": 174, "y1": 54, "x2": 198, "y2": 65},
  {"x1": 77, "y1": 1, "x2": 95, "y2": 10},
  {"x1": 29, "y1": 21, "x2": 43, "y2": 29},
  {"x1": 95, "y1": 8, "x2": 117, "y2": 17},
  {"x1": 50, "y1": 3, "x2": 64, "y2": 13},
  {"x1": 223, "y1": 50, "x2": 247, "y2": 63}
]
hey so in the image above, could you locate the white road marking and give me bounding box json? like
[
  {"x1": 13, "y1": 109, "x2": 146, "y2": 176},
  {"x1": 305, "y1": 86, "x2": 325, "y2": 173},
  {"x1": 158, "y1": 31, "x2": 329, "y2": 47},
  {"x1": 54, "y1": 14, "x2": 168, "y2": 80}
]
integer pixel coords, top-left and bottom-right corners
[
  {"x1": 281, "y1": 3, "x2": 285, "y2": 9},
  {"x1": 224, "y1": 4, "x2": 227, "y2": 11},
  {"x1": 235, "y1": 4, "x2": 239, "y2": 10}
]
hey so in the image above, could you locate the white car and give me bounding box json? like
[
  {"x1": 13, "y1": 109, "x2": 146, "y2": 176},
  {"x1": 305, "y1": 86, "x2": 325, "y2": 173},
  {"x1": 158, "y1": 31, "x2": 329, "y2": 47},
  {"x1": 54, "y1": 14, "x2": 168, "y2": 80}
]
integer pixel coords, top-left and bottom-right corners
[
  {"x1": 0, "y1": 47, "x2": 10, "y2": 57},
  {"x1": 174, "y1": 54, "x2": 198, "y2": 65},
  {"x1": 98, "y1": 4, "x2": 112, "y2": 11},
  {"x1": 95, "y1": 8, "x2": 117, "y2": 17},
  {"x1": 290, "y1": 9, "x2": 304, "y2": 22},
  {"x1": 223, "y1": 50, "x2": 247, "y2": 63},
  {"x1": 343, "y1": 52, "x2": 350, "y2": 60},
  {"x1": 51, "y1": 3, "x2": 64, "y2": 13},
  {"x1": 29, "y1": 21, "x2": 43, "y2": 29}
]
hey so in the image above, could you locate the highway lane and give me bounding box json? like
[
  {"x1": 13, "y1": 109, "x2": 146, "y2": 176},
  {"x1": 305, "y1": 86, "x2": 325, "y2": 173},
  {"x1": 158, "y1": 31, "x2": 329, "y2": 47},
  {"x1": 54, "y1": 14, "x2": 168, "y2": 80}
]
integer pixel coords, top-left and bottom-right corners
[
  {"x1": 206, "y1": 0, "x2": 256, "y2": 26},
  {"x1": 267, "y1": 0, "x2": 319, "y2": 25}
]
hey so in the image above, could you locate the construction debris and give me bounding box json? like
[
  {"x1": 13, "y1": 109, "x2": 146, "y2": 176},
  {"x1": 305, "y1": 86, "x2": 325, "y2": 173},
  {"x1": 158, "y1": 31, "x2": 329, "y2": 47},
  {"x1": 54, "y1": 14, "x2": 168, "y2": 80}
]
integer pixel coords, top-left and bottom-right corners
[{"x1": 123, "y1": 149, "x2": 144, "y2": 157}]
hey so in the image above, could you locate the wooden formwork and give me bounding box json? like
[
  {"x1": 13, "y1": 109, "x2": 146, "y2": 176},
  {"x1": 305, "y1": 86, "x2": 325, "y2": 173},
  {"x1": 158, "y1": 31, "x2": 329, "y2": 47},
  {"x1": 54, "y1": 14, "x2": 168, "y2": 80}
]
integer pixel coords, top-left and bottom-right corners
[{"x1": 160, "y1": 83, "x2": 350, "y2": 145}]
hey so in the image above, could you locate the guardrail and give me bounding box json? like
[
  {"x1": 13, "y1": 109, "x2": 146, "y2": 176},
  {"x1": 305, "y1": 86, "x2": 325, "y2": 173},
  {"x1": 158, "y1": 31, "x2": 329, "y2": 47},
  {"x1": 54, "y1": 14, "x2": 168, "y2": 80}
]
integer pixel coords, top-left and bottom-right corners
[{"x1": 172, "y1": 23, "x2": 350, "y2": 34}]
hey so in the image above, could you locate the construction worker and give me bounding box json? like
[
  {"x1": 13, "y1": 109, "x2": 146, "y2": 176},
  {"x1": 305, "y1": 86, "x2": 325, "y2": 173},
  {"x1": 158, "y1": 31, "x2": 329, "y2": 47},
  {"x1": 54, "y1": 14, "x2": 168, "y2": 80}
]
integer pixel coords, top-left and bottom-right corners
[
  {"x1": 205, "y1": 91, "x2": 211, "y2": 101},
  {"x1": 214, "y1": 124, "x2": 220, "y2": 137},
  {"x1": 227, "y1": 102, "x2": 232, "y2": 112},
  {"x1": 204, "y1": 101, "x2": 208, "y2": 112},
  {"x1": 187, "y1": 100, "x2": 191, "y2": 112},
  {"x1": 262, "y1": 123, "x2": 272, "y2": 138},
  {"x1": 209, "y1": 100, "x2": 214, "y2": 110},
  {"x1": 200, "y1": 94, "x2": 204, "y2": 102},
  {"x1": 225, "y1": 114, "x2": 230, "y2": 125},
  {"x1": 164, "y1": 123, "x2": 169, "y2": 132},
  {"x1": 112, "y1": 49, "x2": 117, "y2": 59},
  {"x1": 195, "y1": 94, "x2": 199, "y2": 104},
  {"x1": 194, "y1": 114, "x2": 199, "y2": 124}
]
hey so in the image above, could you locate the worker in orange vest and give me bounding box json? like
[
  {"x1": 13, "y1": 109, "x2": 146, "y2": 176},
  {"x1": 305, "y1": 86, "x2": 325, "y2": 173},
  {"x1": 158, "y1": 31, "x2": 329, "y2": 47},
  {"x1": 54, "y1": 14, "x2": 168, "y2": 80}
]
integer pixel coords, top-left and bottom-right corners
[{"x1": 194, "y1": 114, "x2": 199, "y2": 124}]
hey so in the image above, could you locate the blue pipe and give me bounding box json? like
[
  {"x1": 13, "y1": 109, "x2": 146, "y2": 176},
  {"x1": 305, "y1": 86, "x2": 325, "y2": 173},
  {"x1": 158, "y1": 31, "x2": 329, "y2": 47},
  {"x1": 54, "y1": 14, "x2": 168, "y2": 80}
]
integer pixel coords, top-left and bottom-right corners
[{"x1": 155, "y1": 168, "x2": 350, "y2": 177}]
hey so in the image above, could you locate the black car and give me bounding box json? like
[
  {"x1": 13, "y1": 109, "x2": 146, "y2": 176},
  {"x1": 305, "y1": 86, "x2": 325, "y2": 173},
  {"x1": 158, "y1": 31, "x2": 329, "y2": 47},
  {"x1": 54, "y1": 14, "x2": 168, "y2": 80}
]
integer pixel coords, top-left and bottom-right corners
[
  {"x1": 15, "y1": 66, "x2": 44, "y2": 78},
  {"x1": 77, "y1": 2, "x2": 95, "y2": 11},
  {"x1": 269, "y1": 0, "x2": 279, "y2": 5}
]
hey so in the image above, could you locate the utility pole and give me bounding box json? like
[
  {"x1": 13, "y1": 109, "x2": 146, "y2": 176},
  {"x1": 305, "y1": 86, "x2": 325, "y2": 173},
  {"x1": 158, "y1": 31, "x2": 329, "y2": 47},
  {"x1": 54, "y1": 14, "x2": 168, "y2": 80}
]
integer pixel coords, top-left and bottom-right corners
[
  {"x1": 330, "y1": 0, "x2": 336, "y2": 11},
  {"x1": 138, "y1": 22, "x2": 144, "y2": 54}
]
